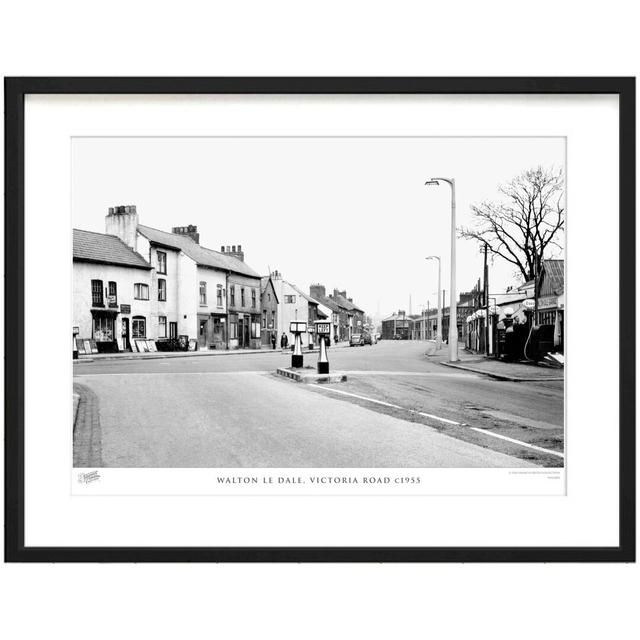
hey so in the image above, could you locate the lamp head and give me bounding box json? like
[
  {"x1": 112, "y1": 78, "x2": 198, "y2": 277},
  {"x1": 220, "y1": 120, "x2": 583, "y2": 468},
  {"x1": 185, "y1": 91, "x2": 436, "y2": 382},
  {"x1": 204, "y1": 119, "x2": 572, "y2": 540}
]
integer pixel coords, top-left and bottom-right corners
[{"x1": 425, "y1": 179, "x2": 440, "y2": 186}]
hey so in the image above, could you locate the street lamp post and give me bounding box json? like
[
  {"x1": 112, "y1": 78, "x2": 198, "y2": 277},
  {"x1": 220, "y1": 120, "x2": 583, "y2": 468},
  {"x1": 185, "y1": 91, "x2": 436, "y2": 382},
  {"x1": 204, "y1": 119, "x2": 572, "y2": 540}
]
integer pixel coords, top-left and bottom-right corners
[
  {"x1": 425, "y1": 255, "x2": 442, "y2": 349},
  {"x1": 425, "y1": 177, "x2": 458, "y2": 362}
]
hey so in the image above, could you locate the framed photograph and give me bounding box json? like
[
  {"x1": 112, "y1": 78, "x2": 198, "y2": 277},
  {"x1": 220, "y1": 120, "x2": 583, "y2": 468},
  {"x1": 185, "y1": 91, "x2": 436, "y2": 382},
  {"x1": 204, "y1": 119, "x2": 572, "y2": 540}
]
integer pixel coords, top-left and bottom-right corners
[{"x1": 5, "y1": 77, "x2": 635, "y2": 562}]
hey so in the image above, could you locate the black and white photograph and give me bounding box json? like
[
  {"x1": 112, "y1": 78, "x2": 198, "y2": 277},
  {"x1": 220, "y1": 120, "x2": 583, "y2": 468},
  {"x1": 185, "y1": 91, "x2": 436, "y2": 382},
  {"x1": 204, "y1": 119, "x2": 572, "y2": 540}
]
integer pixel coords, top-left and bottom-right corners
[{"x1": 72, "y1": 136, "x2": 565, "y2": 476}]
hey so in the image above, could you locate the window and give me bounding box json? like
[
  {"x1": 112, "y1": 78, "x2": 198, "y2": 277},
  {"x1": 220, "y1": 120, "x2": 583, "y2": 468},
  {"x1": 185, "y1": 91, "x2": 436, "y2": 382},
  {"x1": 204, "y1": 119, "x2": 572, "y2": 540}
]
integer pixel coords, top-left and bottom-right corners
[
  {"x1": 251, "y1": 288, "x2": 256, "y2": 309},
  {"x1": 107, "y1": 281, "x2": 117, "y2": 307},
  {"x1": 229, "y1": 318, "x2": 238, "y2": 339},
  {"x1": 262, "y1": 309, "x2": 267, "y2": 328},
  {"x1": 91, "y1": 279, "x2": 104, "y2": 307},
  {"x1": 132, "y1": 316, "x2": 146, "y2": 338},
  {"x1": 157, "y1": 250, "x2": 167, "y2": 274},
  {"x1": 158, "y1": 316, "x2": 167, "y2": 338},
  {"x1": 134, "y1": 283, "x2": 149, "y2": 300},
  {"x1": 230, "y1": 285, "x2": 235, "y2": 307},
  {"x1": 216, "y1": 285, "x2": 223, "y2": 308},
  {"x1": 158, "y1": 278, "x2": 166, "y2": 301},
  {"x1": 92, "y1": 315, "x2": 114, "y2": 342},
  {"x1": 284, "y1": 294, "x2": 296, "y2": 304},
  {"x1": 241, "y1": 288, "x2": 246, "y2": 307},
  {"x1": 199, "y1": 281, "x2": 207, "y2": 305},
  {"x1": 270, "y1": 310, "x2": 275, "y2": 329},
  {"x1": 251, "y1": 319, "x2": 261, "y2": 339}
]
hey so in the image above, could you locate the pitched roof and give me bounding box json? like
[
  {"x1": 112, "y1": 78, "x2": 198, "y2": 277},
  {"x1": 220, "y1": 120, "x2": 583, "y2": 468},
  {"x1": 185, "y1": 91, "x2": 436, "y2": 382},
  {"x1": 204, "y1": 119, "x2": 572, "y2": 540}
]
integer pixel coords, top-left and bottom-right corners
[
  {"x1": 138, "y1": 224, "x2": 260, "y2": 278},
  {"x1": 312, "y1": 294, "x2": 341, "y2": 313},
  {"x1": 73, "y1": 229, "x2": 151, "y2": 269},
  {"x1": 330, "y1": 292, "x2": 364, "y2": 314},
  {"x1": 260, "y1": 276, "x2": 280, "y2": 303},
  {"x1": 287, "y1": 282, "x2": 323, "y2": 307},
  {"x1": 543, "y1": 259, "x2": 564, "y2": 295}
]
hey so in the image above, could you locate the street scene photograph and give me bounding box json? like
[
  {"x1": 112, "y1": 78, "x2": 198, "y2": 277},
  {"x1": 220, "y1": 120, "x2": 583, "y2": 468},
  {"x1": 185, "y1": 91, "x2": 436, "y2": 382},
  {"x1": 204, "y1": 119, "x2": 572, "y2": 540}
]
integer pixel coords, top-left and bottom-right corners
[{"x1": 72, "y1": 136, "x2": 565, "y2": 472}]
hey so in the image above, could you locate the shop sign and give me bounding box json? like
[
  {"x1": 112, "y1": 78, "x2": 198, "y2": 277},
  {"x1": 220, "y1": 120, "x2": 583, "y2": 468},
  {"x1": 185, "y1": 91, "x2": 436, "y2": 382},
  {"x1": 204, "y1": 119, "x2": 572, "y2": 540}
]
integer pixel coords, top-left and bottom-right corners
[
  {"x1": 120, "y1": 304, "x2": 131, "y2": 314},
  {"x1": 522, "y1": 299, "x2": 536, "y2": 310},
  {"x1": 538, "y1": 296, "x2": 558, "y2": 310}
]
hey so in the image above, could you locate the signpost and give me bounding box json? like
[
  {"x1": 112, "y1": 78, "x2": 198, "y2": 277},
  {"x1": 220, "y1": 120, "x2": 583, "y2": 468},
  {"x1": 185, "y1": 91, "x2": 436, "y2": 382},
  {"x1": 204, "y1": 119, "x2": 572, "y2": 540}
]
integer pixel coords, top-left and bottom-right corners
[
  {"x1": 315, "y1": 321, "x2": 331, "y2": 374},
  {"x1": 289, "y1": 321, "x2": 307, "y2": 368}
]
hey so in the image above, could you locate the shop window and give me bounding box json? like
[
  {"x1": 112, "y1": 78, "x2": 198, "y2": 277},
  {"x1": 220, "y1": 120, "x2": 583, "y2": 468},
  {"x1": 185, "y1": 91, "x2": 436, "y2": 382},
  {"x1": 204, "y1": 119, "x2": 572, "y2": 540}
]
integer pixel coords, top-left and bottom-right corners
[
  {"x1": 158, "y1": 316, "x2": 167, "y2": 338},
  {"x1": 229, "y1": 318, "x2": 238, "y2": 339},
  {"x1": 157, "y1": 250, "x2": 167, "y2": 275},
  {"x1": 199, "y1": 281, "x2": 207, "y2": 305},
  {"x1": 91, "y1": 279, "x2": 104, "y2": 307},
  {"x1": 251, "y1": 288, "x2": 256, "y2": 309},
  {"x1": 107, "y1": 281, "x2": 117, "y2": 307},
  {"x1": 132, "y1": 316, "x2": 146, "y2": 338},
  {"x1": 251, "y1": 320, "x2": 261, "y2": 339},
  {"x1": 216, "y1": 285, "x2": 223, "y2": 308},
  {"x1": 158, "y1": 278, "x2": 166, "y2": 302},
  {"x1": 92, "y1": 314, "x2": 114, "y2": 342},
  {"x1": 134, "y1": 283, "x2": 149, "y2": 300}
]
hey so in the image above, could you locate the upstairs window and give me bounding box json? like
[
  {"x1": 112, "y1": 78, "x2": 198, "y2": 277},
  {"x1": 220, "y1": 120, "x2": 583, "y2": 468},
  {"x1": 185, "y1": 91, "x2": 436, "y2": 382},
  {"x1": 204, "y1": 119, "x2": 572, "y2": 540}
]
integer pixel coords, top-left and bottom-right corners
[
  {"x1": 157, "y1": 250, "x2": 167, "y2": 274},
  {"x1": 216, "y1": 285, "x2": 223, "y2": 308},
  {"x1": 284, "y1": 294, "x2": 296, "y2": 304},
  {"x1": 134, "y1": 283, "x2": 149, "y2": 300},
  {"x1": 251, "y1": 288, "x2": 256, "y2": 309},
  {"x1": 241, "y1": 288, "x2": 246, "y2": 307},
  {"x1": 199, "y1": 281, "x2": 207, "y2": 305},
  {"x1": 230, "y1": 285, "x2": 236, "y2": 307},
  {"x1": 158, "y1": 278, "x2": 166, "y2": 302},
  {"x1": 91, "y1": 279, "x2": 104, "y2": 307},
  {"x1": 107, "y1": 281, "x2": 117, "y2": 306}
]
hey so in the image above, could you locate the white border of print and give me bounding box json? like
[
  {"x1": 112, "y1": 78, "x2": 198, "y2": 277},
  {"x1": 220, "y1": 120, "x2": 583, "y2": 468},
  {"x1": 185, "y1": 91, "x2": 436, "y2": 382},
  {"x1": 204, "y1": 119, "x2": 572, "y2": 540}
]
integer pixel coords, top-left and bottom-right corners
[{"x1": 24, "y1": 94, "x2": 618, "y2": 548}]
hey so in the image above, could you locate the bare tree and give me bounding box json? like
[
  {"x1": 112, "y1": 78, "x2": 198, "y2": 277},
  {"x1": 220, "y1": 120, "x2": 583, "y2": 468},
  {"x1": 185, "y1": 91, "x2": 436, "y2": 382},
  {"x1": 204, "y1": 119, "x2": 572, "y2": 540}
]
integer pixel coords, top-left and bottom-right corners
[{"x1": 459, "y1": 166, "x2": 565, "y2": 281}]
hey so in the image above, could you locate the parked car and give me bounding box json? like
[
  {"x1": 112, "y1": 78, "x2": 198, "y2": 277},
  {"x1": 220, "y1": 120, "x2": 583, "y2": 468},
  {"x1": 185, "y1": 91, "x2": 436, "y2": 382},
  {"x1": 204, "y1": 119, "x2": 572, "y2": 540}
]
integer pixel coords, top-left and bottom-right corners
[
  {"x1": 350, "y1": 333, "x2": 363, "y2": 347},
  {"x1": 362, "y1": 332, "x2": 373, "y2": 345}
]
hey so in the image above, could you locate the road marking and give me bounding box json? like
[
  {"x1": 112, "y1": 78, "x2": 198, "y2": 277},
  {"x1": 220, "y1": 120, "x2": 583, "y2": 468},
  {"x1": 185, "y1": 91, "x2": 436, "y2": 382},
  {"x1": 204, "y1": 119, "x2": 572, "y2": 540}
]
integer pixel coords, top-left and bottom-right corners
[
  {"x1": 316, "y1": 386, "x2": 464, "y2": 426},
  {"x1": 468, "y1": 427, "x2": 565, "y2": 458},
  {"x1": 315, "y1": 386, "x2": 564, "y2": 458}
]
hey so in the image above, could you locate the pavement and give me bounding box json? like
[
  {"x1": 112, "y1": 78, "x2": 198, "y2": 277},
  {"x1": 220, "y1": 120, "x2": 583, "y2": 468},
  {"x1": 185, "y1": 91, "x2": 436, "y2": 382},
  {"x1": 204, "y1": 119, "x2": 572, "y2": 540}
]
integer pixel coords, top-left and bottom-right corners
[
  {"x1": 73, "y1": 340, "x2": 564, "y2": 468},
  {"x1": 74, "y1": 341, "x2": 351, "y2": 363}
]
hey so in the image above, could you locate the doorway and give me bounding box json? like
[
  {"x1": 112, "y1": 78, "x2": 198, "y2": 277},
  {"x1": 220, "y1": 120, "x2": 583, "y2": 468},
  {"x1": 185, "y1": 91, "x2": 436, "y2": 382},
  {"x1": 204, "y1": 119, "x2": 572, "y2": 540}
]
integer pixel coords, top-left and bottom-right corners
[
  {"x1": 121, "y1": 317, "x2": 131, "y2": 351},
  {"x1": 198, "y1": 318, "x2": 208, "y2": 349},
  {"x1": 169, "y1": 321, "x2": 178, "y2": 339}
]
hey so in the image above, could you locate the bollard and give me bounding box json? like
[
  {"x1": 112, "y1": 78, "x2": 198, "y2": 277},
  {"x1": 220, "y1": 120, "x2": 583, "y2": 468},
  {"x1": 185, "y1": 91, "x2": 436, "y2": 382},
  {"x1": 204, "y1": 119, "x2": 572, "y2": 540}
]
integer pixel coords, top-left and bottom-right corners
[
  {"x1": 291, "y1": 332, "x2": 304, "y2": 368},
  {"x1": 317, "y1": 335, "x2": 329, "y2": 374}
]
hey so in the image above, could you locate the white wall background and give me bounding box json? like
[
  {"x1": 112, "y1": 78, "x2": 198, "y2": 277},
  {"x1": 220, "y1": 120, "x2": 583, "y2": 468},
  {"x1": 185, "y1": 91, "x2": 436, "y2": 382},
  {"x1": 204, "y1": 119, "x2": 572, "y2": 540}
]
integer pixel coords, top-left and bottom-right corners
[{"x1": 1, "y1": 2, "x2": 638, "y2": 640}]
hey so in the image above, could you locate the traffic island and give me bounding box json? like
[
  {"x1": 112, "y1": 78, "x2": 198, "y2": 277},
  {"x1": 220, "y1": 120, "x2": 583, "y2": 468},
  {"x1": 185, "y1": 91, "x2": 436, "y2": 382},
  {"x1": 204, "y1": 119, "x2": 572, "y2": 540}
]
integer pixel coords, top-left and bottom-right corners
[{"x1": 276, "y1": 366, "x2": 347, "y2": 384}]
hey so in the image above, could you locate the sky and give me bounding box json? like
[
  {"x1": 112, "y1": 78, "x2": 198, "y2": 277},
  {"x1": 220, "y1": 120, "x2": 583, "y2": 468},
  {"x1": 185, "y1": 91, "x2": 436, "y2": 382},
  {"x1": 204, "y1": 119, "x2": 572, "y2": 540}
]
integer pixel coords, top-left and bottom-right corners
[{"x1": 72, "y1": 136, "x2": 565, "y2": 320}]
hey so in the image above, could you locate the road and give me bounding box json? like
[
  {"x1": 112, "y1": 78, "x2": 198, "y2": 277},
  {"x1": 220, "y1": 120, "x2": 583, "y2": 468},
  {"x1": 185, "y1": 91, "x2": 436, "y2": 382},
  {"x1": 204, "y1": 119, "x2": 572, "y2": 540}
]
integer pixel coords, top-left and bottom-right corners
[{"x1": 73, "y1": 341, "x2": 564, "y2": 468}]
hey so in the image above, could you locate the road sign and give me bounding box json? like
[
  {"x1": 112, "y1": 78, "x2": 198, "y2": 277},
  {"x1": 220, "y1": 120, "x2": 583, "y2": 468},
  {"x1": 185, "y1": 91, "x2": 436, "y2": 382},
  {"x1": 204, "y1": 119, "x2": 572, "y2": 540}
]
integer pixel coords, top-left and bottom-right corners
[
  {"x1": 315, "y1": 321, "x2": 331, "y2": 335},
  {"x1": 290, "y1": 321, "x2": 307, "y2": 333}
]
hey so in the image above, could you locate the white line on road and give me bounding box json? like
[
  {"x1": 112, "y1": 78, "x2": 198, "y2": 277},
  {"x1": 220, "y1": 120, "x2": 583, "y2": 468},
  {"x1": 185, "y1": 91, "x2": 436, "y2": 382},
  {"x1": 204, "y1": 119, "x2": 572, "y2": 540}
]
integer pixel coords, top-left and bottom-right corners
[
  {"x1": 316, "y1": 386, "x2": 564, "y2": 459},
  {"x1": 74, "y1": 371, "x2": 267, "y2": 377},
  {"x1": 468, "y1": 427, "x2": 565, "y2": 458},
  {"x1": 316, "y1": 386, "x2": 464, "y2": 426}
]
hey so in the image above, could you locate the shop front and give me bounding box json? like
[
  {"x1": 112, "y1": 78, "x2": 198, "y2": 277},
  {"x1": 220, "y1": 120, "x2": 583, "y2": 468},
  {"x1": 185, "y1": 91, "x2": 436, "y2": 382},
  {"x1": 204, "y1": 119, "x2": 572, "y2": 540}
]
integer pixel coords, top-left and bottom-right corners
[
  {"x1": 197, "y1": 312, "x2": 227, "y2": 350},
  {"x1": 90, "y1": 308, "x2": 120, "y2": 353}
]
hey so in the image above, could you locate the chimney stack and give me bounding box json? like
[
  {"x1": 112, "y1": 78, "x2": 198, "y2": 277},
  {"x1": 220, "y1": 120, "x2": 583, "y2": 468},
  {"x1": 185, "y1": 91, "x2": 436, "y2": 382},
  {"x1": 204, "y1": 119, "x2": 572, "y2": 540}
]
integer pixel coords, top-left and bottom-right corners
[
  {"x1": 171, "y1": 225, "x2": 200, "y2": 244},
  {"x1": 106, "y1": 205, "x2": 139, "y2": 251},
  {"x1": 222, "y1": 244, "x2": 245, "y2": 262},
  {"x1": 310, "y1": 284, "x2": 326, "y2": 299}
]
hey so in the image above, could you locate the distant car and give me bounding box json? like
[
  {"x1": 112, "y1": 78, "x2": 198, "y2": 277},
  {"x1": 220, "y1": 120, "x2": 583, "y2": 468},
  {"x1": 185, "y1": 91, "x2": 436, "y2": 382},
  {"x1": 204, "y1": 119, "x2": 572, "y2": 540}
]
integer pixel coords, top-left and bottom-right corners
[
  {"x1": 362, "y1": 332, "x2": 373, "y2": 345},
  {"x1": 350, "y1": 333, "x2": 363, "y2": 347}
]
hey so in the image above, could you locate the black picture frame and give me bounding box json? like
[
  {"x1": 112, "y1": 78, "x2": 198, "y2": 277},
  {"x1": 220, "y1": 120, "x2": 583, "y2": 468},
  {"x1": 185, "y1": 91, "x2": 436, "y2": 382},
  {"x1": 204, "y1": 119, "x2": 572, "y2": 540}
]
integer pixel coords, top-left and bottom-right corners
[{"x1": 4, "y1": 77, "x2": 635, "y2": 563}]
